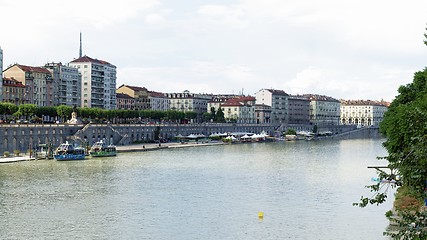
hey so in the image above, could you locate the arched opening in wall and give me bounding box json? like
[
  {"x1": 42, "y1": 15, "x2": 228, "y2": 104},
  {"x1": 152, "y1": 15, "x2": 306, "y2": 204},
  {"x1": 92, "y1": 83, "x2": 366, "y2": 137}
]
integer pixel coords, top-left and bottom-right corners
[
  {"x1": 355, "y1": 119, "x2": 359, "y2": 125},
  {"x1": 29, "y1": 137, "x2": 34, "y2": 151},
  {"x1": 368, "y1": 119, "x2": 372, "y2": 126},
  {"x1": 13, "y1": 138, "x2": 17, "y2": 151},
  {"x1": 361, "y1": 119, "x2": 365, "y2": 126},
  {"x1": 131, "y1": 133, "x2": 134, "y2": 142}
]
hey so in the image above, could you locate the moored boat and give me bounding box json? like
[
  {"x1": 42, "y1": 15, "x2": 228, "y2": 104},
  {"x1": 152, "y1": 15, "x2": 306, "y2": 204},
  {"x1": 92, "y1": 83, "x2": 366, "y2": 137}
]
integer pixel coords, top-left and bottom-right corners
[
  {"x1": 54, "y1": 142, "x2": 86, "y2": 161},
  {"x1": 89, "y1": 140, "x2": 117, "y2": 157}
]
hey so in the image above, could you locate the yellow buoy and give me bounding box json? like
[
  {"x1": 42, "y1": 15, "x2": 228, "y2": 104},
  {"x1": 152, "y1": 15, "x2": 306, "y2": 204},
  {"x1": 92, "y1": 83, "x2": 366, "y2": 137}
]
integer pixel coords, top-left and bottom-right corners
[{"x1": 258, "y1": 212, "x2": 264, "y2": 219}]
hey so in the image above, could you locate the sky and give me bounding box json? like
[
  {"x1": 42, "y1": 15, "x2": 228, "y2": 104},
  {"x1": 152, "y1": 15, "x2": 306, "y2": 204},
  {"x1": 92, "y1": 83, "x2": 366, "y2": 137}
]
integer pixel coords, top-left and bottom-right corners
[{"x1": 1, "y1": 0, "x2": 427, "y2": 102}]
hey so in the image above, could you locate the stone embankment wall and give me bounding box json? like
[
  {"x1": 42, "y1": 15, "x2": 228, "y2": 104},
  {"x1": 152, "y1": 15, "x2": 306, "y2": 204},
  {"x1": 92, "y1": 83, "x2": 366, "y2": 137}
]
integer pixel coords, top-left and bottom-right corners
[{"x1": 0, "y1": 123, "x2": 361, "y2": 154}]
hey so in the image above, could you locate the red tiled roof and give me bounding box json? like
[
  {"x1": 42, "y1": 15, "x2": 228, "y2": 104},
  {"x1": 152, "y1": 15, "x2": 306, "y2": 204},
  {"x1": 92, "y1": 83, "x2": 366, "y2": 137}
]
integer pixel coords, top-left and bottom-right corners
[
  {"x1": 340, "y1": 99, "x2": 389, "y2": 107},
  {"x1": 148, "y1": 91, "x2": 166, "y2": 98},
  {"x1": 16, "y1": 64, "x2": 51, "y2": 74},
  {"x1": 123, "y1": 85, "x2": 148, "y2": 92},
  {"x1": 70, "y1": 55, "x2": 113, "y2": 66},
  {"x1": 116, "y1": 93, "x2": 134, "y2": 99},
  {"x1": 2, "y1": 77, "x2": 25, "y2": 87}
]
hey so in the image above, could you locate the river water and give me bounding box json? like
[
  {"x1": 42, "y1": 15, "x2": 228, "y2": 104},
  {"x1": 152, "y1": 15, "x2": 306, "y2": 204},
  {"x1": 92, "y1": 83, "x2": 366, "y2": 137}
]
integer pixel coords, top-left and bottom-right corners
[{"x1": 0, "y1": 138, "x2": 394, "y2": 239}]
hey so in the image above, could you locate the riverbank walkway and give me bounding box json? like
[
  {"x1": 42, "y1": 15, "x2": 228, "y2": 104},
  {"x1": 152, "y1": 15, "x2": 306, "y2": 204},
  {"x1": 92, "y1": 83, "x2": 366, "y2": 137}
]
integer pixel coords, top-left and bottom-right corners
[
  {"x1": 0, "y1": 156, "x2": 35, "y2": 163},
  {"x1": 0, "y1": 141, "x2": 226, "y2": 163},
  {"x1": 116, "y1": 141, "x2": 225, "y2": 152}
]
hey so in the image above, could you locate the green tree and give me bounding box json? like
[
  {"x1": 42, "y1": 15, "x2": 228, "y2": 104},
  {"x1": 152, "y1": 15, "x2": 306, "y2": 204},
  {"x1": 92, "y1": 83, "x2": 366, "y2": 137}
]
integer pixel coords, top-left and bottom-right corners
[
  {"x1": 215, "y1": 108, "x2": 225, "y2": 123},
  {"x1": 184, "y1": 111, "x2": 197, "y2": 120},
  {"x1": 210, "y1": 107, "x2": 216, "y2": 120},
  {"x1": 17, "y1": 104, "x2": 37, "y2": 120},
  {"x1": 56, "y1": 105, "x2": 73, "y2": 122},
  {"x1": 203, "y1": 112, "x2": 213, "y2": 122},
  {"x1": 36, "y1": 106, "x2": 57, "y2": 118},
  {"x1": 355, "y1": 68, "x2": 427, "y2": 238}
]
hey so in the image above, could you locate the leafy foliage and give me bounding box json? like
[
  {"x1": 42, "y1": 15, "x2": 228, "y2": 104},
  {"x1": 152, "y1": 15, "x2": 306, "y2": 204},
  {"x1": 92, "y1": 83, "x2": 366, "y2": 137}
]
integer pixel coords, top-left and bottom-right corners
[{"x1": 355, "y1": 67, "x2": 427, "y2": 238}]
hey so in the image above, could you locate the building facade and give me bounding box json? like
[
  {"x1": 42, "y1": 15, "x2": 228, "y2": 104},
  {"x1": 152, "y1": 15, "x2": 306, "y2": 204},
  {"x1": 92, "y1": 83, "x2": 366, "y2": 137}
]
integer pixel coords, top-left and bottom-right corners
[
  {"x1": 0, "y1": 47, "x2": 3, "y2": 101},
  {"x1": 288, "y1": 95, "x2": 310, "y2": 125},
  {"x1": 303, "y1": 94, "x2": 340, "y2": 125},
  {"x1": 166, "y1": 91, "x2": 212, "y2": 114},
  {"x1": 220, "y1": 96, "x2": 256, "y2": 123},
  {"x1": 44, "y1": 63, "x2": 81, "y2": 107},
  {"x1": 2, "y1": 77, "x2": 26, "y2": 104},
  {"x1": 148, "y1": 91, "x2": 169, "y2": 111},
  {"x1": 340, "y1": 100, "x2": 388, "y2": 126},
  {"x1": 116, "y1": 85, "x2": 150, "y2": 110},
  {"x1": 102, "y1": 61, "x2": 117, "y2": 110},
  {"x1": 255, "y1": 89, "x2": 289, "y2": 125},
  {"x1": 165, "y1": 90, "x2": 212, "y2": 122},
  {"x1": 69, "y1": 56, "x2": 116, "y2": 109},
  {"x1": 116, "y1": 93, "x2": 135, "y2": 110},
  {"x1": 255, "y1": 104, "x2": 272, "y2": 124},
  {"x1": 3, "y1": 64, "x2": 54, "y2": 106}
]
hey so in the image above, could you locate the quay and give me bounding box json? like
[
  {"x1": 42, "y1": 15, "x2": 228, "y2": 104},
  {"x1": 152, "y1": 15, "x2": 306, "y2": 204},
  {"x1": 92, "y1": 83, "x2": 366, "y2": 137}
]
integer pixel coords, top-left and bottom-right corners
[
  {"x1": 0, "y1": 156, "x2": 35, "y2": 163},
  {"x1": 116, "y1": 141, "x2": 225, "y2": 152}
]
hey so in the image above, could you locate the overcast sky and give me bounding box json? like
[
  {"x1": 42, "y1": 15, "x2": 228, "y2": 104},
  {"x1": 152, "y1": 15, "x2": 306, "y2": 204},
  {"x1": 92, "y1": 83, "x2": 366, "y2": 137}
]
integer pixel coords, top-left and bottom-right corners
[{"x1": 1, "y1": 0, "x2": 427, "y2": 101}]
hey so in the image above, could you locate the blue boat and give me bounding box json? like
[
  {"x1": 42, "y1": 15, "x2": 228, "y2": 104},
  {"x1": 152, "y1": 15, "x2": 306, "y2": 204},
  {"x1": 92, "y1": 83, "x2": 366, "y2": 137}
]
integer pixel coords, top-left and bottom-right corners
[{"x1": 54, "y1": 142, "x2": 86, "y2": 161}]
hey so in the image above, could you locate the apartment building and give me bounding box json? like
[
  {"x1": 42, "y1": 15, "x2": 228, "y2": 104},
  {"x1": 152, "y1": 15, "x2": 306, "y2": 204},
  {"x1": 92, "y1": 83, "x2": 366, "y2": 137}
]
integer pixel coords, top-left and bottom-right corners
[
  {"x1": 303, "y1": 94, "x2": 340, "y2": 125},
  {"x1": 221, "y1": 96, "x2": 256, "y2": 123},
  {"x1": 255, "y1": 89, "x2": 289, "y2": 125},
  {"x1": 69, "y1": 56, "x2": 116, "y2": 109},
  {"x1": 148, "y1": 91, "x2": 169, "y2": 111},
  {"x1": 44, "y1": 62, "x2": 81, "y2": 107},
  {"x1": 116, "y1": 93, "x2": 135, "y2": 110},
  {"x1": 3, "y1": 64, "x2": 54, "y2": 106},
  {"x1": 340, "y1": 100, "x2": 388, "y2": 126},
  {"x1": 2, "y1": 77, "x2": 26, "y2": 104},
  {"x1": 288, "y1": 95, "x2": 310, "y2": 125},
  {"x1": 116, "y1": 85, "x2": 150, "y2": 110}
]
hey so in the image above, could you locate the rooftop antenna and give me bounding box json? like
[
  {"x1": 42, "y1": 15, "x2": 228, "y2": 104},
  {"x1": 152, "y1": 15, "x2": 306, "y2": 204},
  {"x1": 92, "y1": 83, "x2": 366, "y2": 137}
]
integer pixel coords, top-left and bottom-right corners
[{"x1": 79, "y1": 32, "x2": 82, "y2": 58}]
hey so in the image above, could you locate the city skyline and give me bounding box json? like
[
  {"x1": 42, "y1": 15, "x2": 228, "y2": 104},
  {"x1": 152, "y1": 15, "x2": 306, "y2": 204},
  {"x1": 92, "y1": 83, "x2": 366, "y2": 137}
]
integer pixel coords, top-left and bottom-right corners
[{"x1": 1, "y1": 0, "x2": 427, "y2": 102}]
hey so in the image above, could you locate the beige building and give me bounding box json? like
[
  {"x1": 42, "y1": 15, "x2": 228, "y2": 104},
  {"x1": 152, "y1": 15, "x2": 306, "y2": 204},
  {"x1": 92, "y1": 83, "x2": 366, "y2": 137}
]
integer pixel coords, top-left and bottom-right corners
[
  {"x1": 221, "y1": 96, "x2": 256, "y2": 123},
  {"x1": 340, "y1": 100, "x2": 388, "y2": 126},
  {"x1": 303, "y1": 94, "x2": 340, "y2": 125},
  {"x1": 116, "y1": 85, "x2": 150, "y2": 110},
  {"x1": 116, "y1": 93, "x2": 135, "y2": 110},
  {"x1": 255, "y1": 104, "x2": 272, "y2": 124},
  {"x1": 3, "y1": 64, "x2": 54, "y2": 106},
  {"x1": 2, "y1": 77, "x2": 27, "y2": 104}
]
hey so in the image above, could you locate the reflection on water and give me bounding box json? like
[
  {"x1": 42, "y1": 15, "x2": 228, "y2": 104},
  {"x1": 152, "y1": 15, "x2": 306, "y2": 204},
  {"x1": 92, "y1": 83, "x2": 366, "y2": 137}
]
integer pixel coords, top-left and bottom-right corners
[{"x1": 0, "y1": 139, "x2": 393, "y2": 239}]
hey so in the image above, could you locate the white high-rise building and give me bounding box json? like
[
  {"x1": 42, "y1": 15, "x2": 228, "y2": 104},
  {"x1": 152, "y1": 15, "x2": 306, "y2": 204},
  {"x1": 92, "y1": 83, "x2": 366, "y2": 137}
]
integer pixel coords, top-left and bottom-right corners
[{"x1": 69, "y1": 56, "x2": 116, "y2": 109}]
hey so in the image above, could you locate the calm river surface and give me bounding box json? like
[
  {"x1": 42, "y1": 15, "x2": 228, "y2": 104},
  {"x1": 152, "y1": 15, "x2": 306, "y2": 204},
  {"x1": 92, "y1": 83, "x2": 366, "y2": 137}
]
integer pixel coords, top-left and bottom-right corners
[{"x1": 0, "y1": 138, "x2": 394, "y2": 239}]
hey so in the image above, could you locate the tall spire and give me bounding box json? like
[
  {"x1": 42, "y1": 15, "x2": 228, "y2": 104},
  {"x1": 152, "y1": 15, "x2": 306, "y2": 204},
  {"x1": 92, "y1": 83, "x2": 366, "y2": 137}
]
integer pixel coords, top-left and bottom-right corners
[{"x1": 79, "y1": 32, "x2": 82, "y2": 58}]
